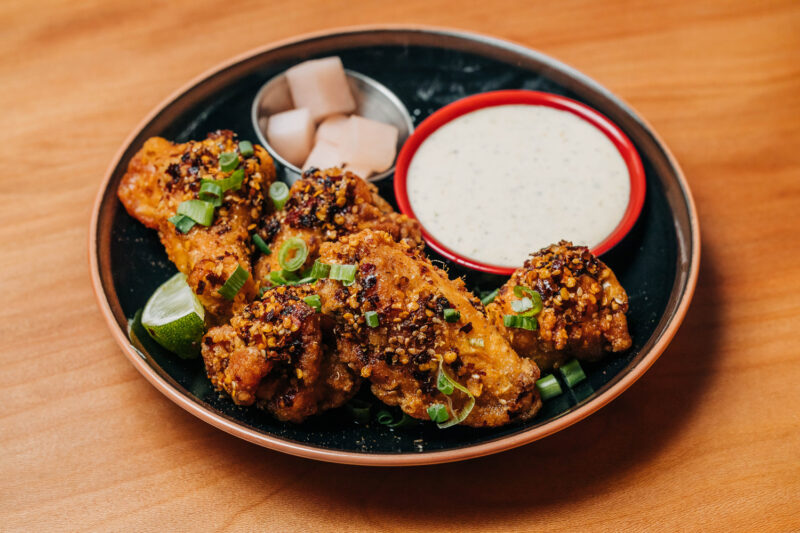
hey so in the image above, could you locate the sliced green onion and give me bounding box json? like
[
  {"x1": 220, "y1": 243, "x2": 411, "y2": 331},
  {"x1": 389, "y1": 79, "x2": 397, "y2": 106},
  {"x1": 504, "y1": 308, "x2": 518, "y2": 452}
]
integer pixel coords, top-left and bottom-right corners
[
  {"x1": 238, "y1": 140, "x2": 254, "y2": 157},
  {"x1": 219, "y1": 152, "x2": 239, "y2": 172},
  {"x1": 511, "y1": 297, "x2": 533, "y2": 313},
  {"x1": 302, "y1": 294, "x2": 321, "y2": 312},
  {"x1": 559, "y1": 359, "x2": 587, "y2": 388},
  {"x1": 252, "y1": 234, "x2": 271, "y2": 255},
  {"x1": 436, "y1": 372, "x2": 454, "y2": 395},
  {"x1": 214, "y1": 168, "x2": 244, "y2": 193},
  {"x1": 217, "y1": 264, "x2": 249, "y2": 300},
  {"x1": 468, "y1": 337, "x2": 484, "y2": 348},
  {"x1": 282, "y1": 269, "x2": 300, "y2": 282},
  {"x1": 438, "y1": 395, "x2": 476, "y2": 429},
  {"x1": 329, "y1": 263, "x2": 357, "y2": 285},
  {"x1": 427, "y1": 403, "x2": 449, "y2": 423},
  {"x1": 198, "y1": 180, "x2": 223, "y2": 207},
  {"x1": 535, "y1": 374, "x2": 563, "y2": 400},
  {"x1": 269, "y1": 181, "x2": 290, "y2": 210},
  {"x1": 269, "y1": 270, "x2": 288, "y2": 286},
  {"x1": 293, "y1": 276, "x2": 316, "y2": 285},
  {"x1": 443, "y1": 308, "x2": 460, "y2": 323},
  {"x1": 376, "y1": 410, "x2": 413, "y2": 428},
  {"x1": 503, "y1": 314, "x2": 538, "y2": 331},
  {"x1": 278, "y1": 238, "x2": 308, "y2": 272},
  {"x1": 513, "y1": 286, "x2": 543, "y2": 316},
  {"x1": 480, "y1": 288, "x2": 499, "y2": 306},
  {"x1": 310, "y1": 260, "x2": 331, "y2": 279},
  {"x1": 345, "y1": 399, "x2": 372, "y2": 424},
  {"x1": 168, "y1": 214, "x2": 196, "y2": 233},
  {"x1": 258, "y1": 286, "x2": 268, "y2": 298},
  {"x1": 376, "y1": 410, "x2": 394, "y2": 425},
  {"x1": 364, "y1": 310, "x2": 379, "y2": 328},
  {"x1": 177, "y1": 199, "x2": 215, "y2": 226},
  {"x1": 434, "y1": 357, "x2": 476, "y2": 429}
]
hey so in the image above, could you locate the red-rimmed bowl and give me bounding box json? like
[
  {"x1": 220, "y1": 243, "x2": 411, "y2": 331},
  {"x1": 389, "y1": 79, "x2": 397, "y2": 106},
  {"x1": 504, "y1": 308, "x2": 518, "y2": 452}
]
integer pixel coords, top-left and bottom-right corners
[{"x1": 394, "y1": 90, "x2": 646, "y2": 275}]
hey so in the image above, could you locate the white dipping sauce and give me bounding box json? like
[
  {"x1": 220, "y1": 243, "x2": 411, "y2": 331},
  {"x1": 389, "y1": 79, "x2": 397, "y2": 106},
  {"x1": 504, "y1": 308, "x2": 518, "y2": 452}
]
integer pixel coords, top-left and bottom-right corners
[{"x1": 407, "y1": 104, "x2": 631, "y2": 267}]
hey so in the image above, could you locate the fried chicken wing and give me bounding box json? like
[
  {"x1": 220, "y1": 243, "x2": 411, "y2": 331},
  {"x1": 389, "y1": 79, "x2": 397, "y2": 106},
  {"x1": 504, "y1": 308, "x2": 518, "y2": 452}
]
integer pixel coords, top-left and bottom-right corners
[
  {"x1": 117, "y1": 131, "x2": 275, "y2": 319},
  {"x1": 314, "y1": 230, "x2": 541, "y2": 428},
  {"x1": 487, "y1": 241, "x2": 632, "y2": 370},
  {"x1": 201, "y1": 285, "x2": 359, "y2": 422},
  {"x1": 253, "y1": 168, "x2": 421, "y2": 286}
]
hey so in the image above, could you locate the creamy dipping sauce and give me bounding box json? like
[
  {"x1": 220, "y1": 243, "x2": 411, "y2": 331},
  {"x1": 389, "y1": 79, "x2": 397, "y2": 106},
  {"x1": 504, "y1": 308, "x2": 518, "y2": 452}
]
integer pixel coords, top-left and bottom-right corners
[{"x1": 406, "y1": 104, "x2": 631, "y2": 267}]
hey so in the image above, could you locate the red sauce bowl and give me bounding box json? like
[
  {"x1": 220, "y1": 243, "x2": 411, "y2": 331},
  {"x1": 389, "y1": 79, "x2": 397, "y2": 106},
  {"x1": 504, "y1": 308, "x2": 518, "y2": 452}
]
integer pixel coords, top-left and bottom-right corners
[{"x1": 394, "y1": 90, "x2": 646, "y2": 276}]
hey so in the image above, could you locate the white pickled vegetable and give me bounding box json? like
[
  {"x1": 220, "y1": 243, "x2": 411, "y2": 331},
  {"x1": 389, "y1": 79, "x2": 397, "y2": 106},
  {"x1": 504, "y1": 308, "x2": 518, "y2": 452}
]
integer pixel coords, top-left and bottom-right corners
[
  {"x1": 266, "y1": 108, "x2": 314, "y2": 167},
  {"x1": 284, "y1": 57, "x2": 356, "y2": 123}
]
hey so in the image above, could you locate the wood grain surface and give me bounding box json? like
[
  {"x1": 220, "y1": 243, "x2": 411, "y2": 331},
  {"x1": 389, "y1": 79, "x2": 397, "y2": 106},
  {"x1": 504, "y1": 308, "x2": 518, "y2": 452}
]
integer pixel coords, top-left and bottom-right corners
[{"x1": 2, "y1": 0, "x2": 799, "y2": 531}]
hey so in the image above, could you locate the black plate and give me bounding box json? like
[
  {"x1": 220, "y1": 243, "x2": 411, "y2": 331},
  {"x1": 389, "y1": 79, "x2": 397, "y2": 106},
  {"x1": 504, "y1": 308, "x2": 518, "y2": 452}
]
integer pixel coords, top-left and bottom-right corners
[{"x1": 91, "y1": 28, "x2": 698, "y2": 464}]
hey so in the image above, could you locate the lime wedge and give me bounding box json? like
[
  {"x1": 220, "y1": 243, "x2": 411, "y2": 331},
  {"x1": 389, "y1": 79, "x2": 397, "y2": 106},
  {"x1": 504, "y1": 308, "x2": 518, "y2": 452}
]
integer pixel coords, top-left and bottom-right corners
[{"x1": 141, "y1": 272, "x2": 205, "y2": 359}]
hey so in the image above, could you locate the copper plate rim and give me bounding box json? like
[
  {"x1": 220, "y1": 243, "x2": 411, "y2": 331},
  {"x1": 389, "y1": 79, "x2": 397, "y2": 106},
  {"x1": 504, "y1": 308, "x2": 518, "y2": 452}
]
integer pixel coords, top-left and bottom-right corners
[{"x1": 89, "y1": 24, "x2": 701, "y2": 466}]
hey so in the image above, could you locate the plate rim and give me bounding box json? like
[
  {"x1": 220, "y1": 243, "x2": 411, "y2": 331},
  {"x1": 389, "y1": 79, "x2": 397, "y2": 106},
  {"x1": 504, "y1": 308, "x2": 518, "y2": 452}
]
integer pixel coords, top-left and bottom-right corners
[{"x1": 89, "y1": 24, "x2": 701, "y2": 466}]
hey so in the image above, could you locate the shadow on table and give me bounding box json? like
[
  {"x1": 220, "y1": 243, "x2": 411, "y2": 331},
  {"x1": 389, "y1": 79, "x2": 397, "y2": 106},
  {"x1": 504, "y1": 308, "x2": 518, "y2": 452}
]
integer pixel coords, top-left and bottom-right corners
[{"x1": 210, "y1": 249, "x2": 719, "y2": 524}]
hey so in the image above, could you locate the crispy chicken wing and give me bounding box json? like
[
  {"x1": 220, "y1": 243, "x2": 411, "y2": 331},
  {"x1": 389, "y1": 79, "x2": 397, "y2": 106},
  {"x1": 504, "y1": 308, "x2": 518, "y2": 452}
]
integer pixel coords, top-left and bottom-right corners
[
  {"x1": 487, "y1": 241, "x2": 632, "y2": 370},
  {"x1": 201, "y1": 285, "x2": 359, "y2": 422},
  {"x1": 253, "y1": 168, "x2": 421, "y2": 286},
  {"x1": 314, "y1": 230, "x2": 541, "y2": 427},
  {"x1": 117, "y1": 131, "x2": 275, "y2": 319}
]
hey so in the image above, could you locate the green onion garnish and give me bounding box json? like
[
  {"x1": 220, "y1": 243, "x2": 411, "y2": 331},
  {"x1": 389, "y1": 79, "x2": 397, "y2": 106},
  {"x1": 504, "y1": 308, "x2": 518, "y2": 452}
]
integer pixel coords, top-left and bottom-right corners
[
  {"x1": 480, "y1": 288, "x2": 499, "y2": 306},
  {"x1": 238, "y1": 140, "x2": 254, "y2": 157},
  {"x1": 309, "y1": 260, "x2": 331, "y2": 279},
  {"x1": 329, "y1": 263, "x2": 357, "y2": 285},
  {"x1": 269, "y1": 181, "x2": 290, "y2": 210},
  {"x1": 258, "y1": 286, "x2": 268, "y2": 298},
  {"x1": 365, "y1": 310, "x2": 379, "y2": 328},
  {"x1": 434, "y1": 357, "x2": 476, "y2": 429},
  {"x1": 503, "y1": 314, "x2": 538, "y2": 331},
  {"x1": 217, "y1": 264, "x2": 249, "y2": 300},
  {"x1": 278, "y1": 238, "x2": 308, "y2": 272},
  {"x1": 219, "y1": 152, "x2": 239, "y2": 172},
  {"x1": 559, "y1": 359, "x2": 587, "y2": 388},
  {"x1": 427, "y1": 404, "x2": 449, "y2": 423},
  {"x1": 271, "y1": 270, "x2": 292, "y2": 286},
  {"x1": 252, "y1": 234, "x2": 271, "y2": 255},
  {"x1": 513, "y1": 285, "x2": 543, "y2": 316},
  {"x1": 177, "y1": 199, "x2": 215, "y2": 226},
  {"x1": 267, "y1": 269, "x2": 314, "y2": 287},
  {"x1": 535, "y1": 374, "x2": 563, "y2": 400},
  {"x1": 468, "y1": 337, "x2": 484, "y2": 348},
  {"x1": 443, "y1": 308, "x2": 460, "y2": 323},
  {"x1": 168, "y1": 214, "x2": 196, "y2": 233},
  {"x1": 302, "y1": 294, "x2": 321, "y2": 312},
  {"x1": 511, "y1": 297, "x2": 533, "y2": 313},
  {"x1": 376, "y1": 410, "x2": 413, "y2": 428},
  {"x1": 436, "y1": 372, "x2": 454, "y2": 395},
  {"x1": 198, "y1": 180, "x2": 223, "y2": 207},
  {"x1": 214, "y1": 168, "x2": 244, "y2": 193}
]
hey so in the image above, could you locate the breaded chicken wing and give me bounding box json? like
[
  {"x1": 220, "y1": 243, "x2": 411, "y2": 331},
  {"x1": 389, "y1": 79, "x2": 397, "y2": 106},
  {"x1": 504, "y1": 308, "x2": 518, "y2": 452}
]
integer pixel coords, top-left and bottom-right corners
[
  {"x1": 253, "y1": 168, "x2": 421, "y2": 287},
  {"x1": 487, "y1": 241, "x2": 632, "y2": 370},
  {"x1": 314, "y1": 230, "x2": 541, "y2": 428},
  {"x1": 201, "y1": 285, "x2": 359, "y2": 422},
  {"x1": 117, "y1": 131, "x2": 275, "y2": 319}
]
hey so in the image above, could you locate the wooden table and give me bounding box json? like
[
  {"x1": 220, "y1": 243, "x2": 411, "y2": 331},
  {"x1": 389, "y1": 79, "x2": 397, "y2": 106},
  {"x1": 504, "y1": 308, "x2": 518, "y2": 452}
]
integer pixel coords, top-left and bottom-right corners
[{"x1": 2, "y1": 1, "x2": 798, "y2": 530}]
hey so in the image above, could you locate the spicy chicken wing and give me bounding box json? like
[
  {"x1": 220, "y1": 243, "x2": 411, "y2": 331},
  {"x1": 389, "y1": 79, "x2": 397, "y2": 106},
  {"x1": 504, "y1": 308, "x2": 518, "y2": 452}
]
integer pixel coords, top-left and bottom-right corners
[
  {"x1": 201, "y1": 284, "x2": 359, "y2": 422},
  {"x1": 117, "y1": 131, "x2": 275, "y2": 319},
  {"x1": 253, "y1": 168, "x2": 421, "y2": 286},
  {"x1": 486, "y1": 241, "x2": 632, "y2": 370},
  {"x1": 314, "y1": 230, "x2": 541, "y2": 427}
]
